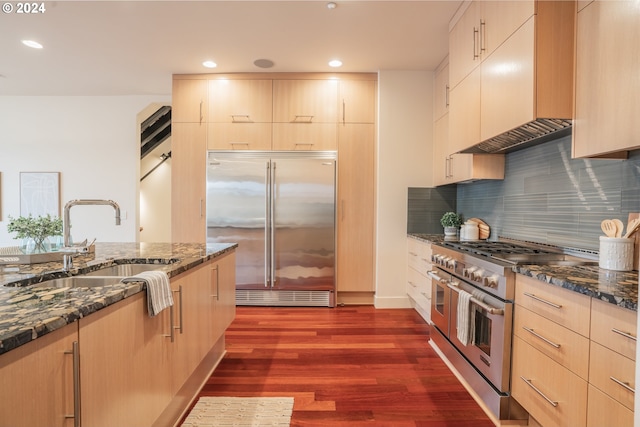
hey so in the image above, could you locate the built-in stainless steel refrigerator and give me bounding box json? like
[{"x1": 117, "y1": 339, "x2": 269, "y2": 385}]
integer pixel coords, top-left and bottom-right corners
[{"x1": 206, "y1": 151, "x2": 336, "y2": 307}]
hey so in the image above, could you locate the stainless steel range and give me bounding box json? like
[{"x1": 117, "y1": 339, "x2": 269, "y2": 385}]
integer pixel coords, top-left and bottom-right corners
[{"x1": 428, "y1": 239, "x2": 589, "y2": 421}]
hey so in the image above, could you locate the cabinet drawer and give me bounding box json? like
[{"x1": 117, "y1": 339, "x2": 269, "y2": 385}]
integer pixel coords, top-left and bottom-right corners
[
  {"x1": 514, "y1": 305, "x2": 589, "y2": 380},
  {"x1": 589, "y1": 341, "x2": 635, "y2": 411},
  {"x1": 272, "y1": 123, "x2": 337, "y2": 151},
  {"x1": 407, "y1": 238, "x2": 422, "y2": 271},
  {"x1": 587, "y1": 384, "x2": 634, "y2": 427},
  {"x1": 512, "y1": 337, "x2": 588, "y2": 427},
  {"x1": 591, "y1": 298, "x2": 637, "y2": 360},
  {"x1": 208, "y1": 123, "x2": 272, "y2": 150},
  {"x1": 515, "y1": 275, "x2": 591, "y2": 337}
]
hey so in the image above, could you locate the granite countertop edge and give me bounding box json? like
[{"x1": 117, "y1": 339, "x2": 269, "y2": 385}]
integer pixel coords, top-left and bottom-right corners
[
  {"x1": 407, "y1": 233, "x2": 638, "y2": 312},
  {"x1": 0, "y1": 242, "x2": 238, "y2": 356}
]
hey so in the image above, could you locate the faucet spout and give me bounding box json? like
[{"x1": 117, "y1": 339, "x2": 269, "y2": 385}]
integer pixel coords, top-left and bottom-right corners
[{"x1": 63, "y1": 199, "x2": 121, "y2": 247}]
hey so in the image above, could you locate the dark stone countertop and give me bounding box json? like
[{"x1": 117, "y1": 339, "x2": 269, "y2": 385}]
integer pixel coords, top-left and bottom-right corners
[
  {"x1": 0, "y1": 242, "x2": 237, "y2": 356},
  {"x1": 407, "y1": 233, "x2": 638, "y2": 312}
]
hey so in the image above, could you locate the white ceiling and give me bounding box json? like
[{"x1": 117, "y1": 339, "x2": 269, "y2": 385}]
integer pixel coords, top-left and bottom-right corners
[{"x1": 0, "y1": 0, "x2": 462, "y2": 96}]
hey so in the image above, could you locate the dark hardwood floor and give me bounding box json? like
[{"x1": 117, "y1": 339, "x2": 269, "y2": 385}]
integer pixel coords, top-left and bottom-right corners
[{"x1": 184, "y1": 305, "x2": 495, "y2": 427}]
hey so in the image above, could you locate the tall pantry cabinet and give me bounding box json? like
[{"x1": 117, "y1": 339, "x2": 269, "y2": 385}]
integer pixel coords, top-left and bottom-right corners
[{"x1": 172, "y1": 73, "x2": 377, "y2": 302}]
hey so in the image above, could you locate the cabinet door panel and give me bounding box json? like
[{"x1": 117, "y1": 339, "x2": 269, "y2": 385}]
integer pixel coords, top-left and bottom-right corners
[
  {"x1": 272, "y1": 123, "x2": 337, "y2": 151},
  {"x1": 573, "y1": 1, "x2": 640, "y2": 157},
  {"x1": 337, "y1": 124, "x2": 375, "y2": 292},
  {"x1": 0, "y1": 323, "x2": 78, "y2": 427},
  {"x1": 273, "y1": 80, "x2": 338, "y2": 123},
  {"x1": 449, "y1": 1, "x2": 480, "y2": 89},
  {"x1": 480, "y1": 1, "x2": 534, "y2": 59},
  {"x1": 172, "y1": 79, "x2": 207, "y2": 123},
  {"x1": 339, "y1": 80, "x2": 376, "y2": 124},
  {"x1": 208, "y1": 79, "x2": 272, "y2": 123},
  {"x1": 449, "y1": 68, "x2": 480, "y2": 153},
  {"x1": 480, "y1": 18, "x2": 535, "y2": 142},
  {"x1": 208, "y1": 123, "x2": 272, "y2": 150}
]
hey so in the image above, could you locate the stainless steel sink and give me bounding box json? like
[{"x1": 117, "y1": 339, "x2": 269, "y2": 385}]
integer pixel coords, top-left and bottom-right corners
[
  {"x1": 33, "y1": 276, "x2": 126, "y2": 288},
  {"x1": 83, "y1": 263, "x2": 165, "y2": 277}
]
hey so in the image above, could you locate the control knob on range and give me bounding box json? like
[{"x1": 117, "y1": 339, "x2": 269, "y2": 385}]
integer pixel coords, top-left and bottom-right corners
[
  {"x1": 446, "y1": 258, "x2": 457, "y2": 269},
  {"x1": 472, "y1": 269, "x2": 485, "y2": 282},
  {"x1": 483, "y1": 274, "x2": 499, "y2": 289},
  {"x1": 463, "y1": 266, "x2": 477, "y2": 279}
]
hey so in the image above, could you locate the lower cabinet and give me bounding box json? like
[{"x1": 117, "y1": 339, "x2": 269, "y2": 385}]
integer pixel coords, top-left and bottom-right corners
[
  {"x1": 406, "y1": 237, "x2": 432, "y2": 323},
  {"x1": 512, "y1": 274, "x2": 637, "y2": 427},
  {"x1": 0, "y1": 322, "x2": 79, "y2": 427},
  {"x1": 0, "y1": 251, "x2": 236, "y2": 427}
]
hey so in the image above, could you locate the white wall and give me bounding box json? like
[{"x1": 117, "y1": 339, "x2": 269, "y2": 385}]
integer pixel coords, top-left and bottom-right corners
[
  {"x1": 375, "y1": 70, "x2": 434, "y2": 308},
  {"x1": 0, "y1": 95, "x2": 170, "y2": 246}
]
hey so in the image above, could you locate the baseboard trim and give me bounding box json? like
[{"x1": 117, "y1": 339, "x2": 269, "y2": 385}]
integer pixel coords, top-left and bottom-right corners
[{"x1": 374, "y1": 294, "x2": 413, "y2": 309}]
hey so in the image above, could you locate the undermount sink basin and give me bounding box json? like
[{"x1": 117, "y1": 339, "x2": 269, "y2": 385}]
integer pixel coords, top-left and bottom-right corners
[
  {"x1": 33, "y1": 276, "x2": 126, "y2": 289},
  {"x1": 83, "y1": 263, "x2": 166, "y2": 277}
]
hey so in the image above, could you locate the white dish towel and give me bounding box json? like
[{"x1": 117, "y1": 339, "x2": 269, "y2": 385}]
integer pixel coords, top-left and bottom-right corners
[
  {"x1": 456, "y1": 289, "x2": 473, "y2": 346},
  {"x1": 121, "y1": 271, "x2": 173, "y2": 317}
]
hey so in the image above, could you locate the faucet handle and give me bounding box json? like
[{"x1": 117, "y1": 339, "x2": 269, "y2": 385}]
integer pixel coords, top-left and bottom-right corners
[{"x1": 63, "y1": 254, "x2": 74, "y2": 271}]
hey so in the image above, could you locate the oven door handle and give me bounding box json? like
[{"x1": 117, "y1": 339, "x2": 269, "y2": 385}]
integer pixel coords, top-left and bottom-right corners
[
  {"x1": 427, "y1": 270, "x2": 447, "y2": 283},
  {"x1": 447, "y1": 282, "x2": 504, "y2": 316}
]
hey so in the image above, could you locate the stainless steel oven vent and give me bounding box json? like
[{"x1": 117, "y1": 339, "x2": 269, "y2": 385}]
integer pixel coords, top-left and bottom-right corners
[{"x1": 461, "y1": 118, "x2": 572, "y2": 154}]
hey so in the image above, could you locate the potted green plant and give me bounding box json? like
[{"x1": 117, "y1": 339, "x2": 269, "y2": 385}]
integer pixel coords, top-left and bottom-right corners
[
  {"x1": 440, "y1": 212, "x2": 462, "y2": 236},
  {"x1": 7, "y1": 214, "x2": 63, "y2": 253}
]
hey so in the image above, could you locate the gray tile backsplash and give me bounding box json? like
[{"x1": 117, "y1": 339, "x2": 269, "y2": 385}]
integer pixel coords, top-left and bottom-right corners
[
  {"x1": 456, "y1": 135, "x2": 640, "y2": 251},
  {"x1": 407, "y1": 186, "x2": 457, "y2": 233}
]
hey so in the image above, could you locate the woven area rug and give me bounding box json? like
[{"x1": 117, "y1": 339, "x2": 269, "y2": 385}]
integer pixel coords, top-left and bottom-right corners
[{"x1": 182, "y1": 396, "x2": 294, "y2": 427}]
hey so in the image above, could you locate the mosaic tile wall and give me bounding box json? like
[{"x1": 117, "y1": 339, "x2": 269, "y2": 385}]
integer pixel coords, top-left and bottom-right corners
[{"x1": 457, "y1": 135, "x2": 640, "y2": 251}]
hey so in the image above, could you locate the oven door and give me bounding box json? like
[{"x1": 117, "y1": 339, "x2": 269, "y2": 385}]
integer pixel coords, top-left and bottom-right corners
[
  {"x1": 428, "y1": 269, "x2": 450, "y2": 336},
  {"x1": 448, "y1": 279, "x2": 513, "y2": 393}
]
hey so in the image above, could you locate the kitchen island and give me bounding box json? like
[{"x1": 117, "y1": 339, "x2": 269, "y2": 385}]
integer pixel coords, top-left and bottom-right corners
[{"x1": 0, "y1": 241, "x2": 237, "y2": 427}]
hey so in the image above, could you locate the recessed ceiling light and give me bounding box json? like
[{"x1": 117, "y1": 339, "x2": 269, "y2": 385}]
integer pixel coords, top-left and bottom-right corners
[
  {"x1": 22, "y1": 40, "x2": 43, "y2": 49},
  {"x1": 202, "y1": 60, "x2": 217, "y2": 69},
  {"x1": 327, "y1": 2, "x2": 337, "y2": 9},
  {"x1": 328, "y1": 59, "x2": 342, "y2": 68}
]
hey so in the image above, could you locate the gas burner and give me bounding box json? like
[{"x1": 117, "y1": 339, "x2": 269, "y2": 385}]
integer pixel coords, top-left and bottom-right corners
[{"x1": 441, "y1": 240, "x2": 564, "y2": 264}]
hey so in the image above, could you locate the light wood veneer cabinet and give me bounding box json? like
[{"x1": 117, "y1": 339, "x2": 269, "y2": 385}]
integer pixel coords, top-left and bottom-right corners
[
  {"x1": 406, "y1": 237, "x2": 432, "y2": 322},
  {"x1": 512, "y1": 275, "x2": 590, "y2": 427},
  {"x1": 512, "y1": 275, "x2": 637, "y2": 427},
  {"x1": 449, "y1": 1, "x2": 574, "y2": 154},
  {"x1": 339, "y1": 79, "x2": 376, "y2": 124},
  {"x1": 572, "y1": 0, "x2": 640, "y2": 158},
  {"x1": 433, "y1": 57, "x2": 504, "y2": 186},
  {"x1": 0, "y1": 322, "x2": 79, "y2": 427},
  {"x1": 207, "y1": 79, "x2": 273, "y2": 150}
]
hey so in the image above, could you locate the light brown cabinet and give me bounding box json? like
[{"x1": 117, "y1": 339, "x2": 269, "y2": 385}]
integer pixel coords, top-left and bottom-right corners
[
  {"x1": 339, "y1": 79, "x2": 376, "y2": 124},
  {"x1": 433, "y1": 57, "x2": 504, "y2": 186},
  {"x1": 572, "y1": 0, "x2": 640, "y2": 158},
  {"x1": 0, "y1": 322, "x2": 79, "y2": 427},
  {"x1": 337, "y1": 123, "x2": 375, "y2": 298},
  {"x1": 172, "y1": 78, "x2": 208, "y2": 124},
  {"x1": 512, "y1": 275, "x2": 637, "y2": 427},
  {"x1": 171, "y1": 122, "x2": 206, "y2": 243},
  {"x1": 449, "y1": 1, "x2": 574, "y2": 154},
  {"x1": 406, "y1": 237, "x2": 432, "y2": 322},
  {"x1": 207, "y1": 79, "x2": 273, "y2": 150}
]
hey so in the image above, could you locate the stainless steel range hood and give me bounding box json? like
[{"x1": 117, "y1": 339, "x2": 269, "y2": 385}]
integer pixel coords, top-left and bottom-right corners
[{"x1": 460, "y1": 118, "x2": 572, "y2": 154}]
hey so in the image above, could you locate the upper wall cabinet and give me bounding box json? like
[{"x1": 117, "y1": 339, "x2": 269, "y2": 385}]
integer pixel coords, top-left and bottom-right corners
[
  {"x1": 339, "y1": 80, "x2": 377, "y2": 124},
  {"x1": 207, "y1": 79, "x2": 273, "y2": 150},
  {"x1": 449, "y1": 1, "x2": 534, "y2": 90},
  {"x1": 572, "y1": 0, "x2": 640, "y2": 158},
  {"x1": 449, "y1": 0, "x2": 575, "y2": 154},
  {"x1": 172, "y1": 79, "x2": 208, "y2": 124},
  {"x1": 273, "y1": 79, "x2": 338, "y2": 123}
]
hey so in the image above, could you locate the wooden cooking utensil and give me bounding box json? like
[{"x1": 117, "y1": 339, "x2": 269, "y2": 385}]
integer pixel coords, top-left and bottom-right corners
[
  {"x1": 628, "y1": 213, "x2": 639, "y2": 270},
  {"x1": 613, "y1": 219, "x2": 624, "y2": 237},
  {"x1": 623, "y1": 217, "x2": 640, "y2": 238},
  {"x1": 601, "y1": 219, "x2": 617, "y2": 238}
]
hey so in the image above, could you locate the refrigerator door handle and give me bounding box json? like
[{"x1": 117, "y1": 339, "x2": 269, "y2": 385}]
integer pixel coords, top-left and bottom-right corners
[
  {"x1": 265, "y1": 161, "x2": 271, "y2": 288},
  {"x1": 270, "y1": 161, "x2": 276, "y2": 288}
]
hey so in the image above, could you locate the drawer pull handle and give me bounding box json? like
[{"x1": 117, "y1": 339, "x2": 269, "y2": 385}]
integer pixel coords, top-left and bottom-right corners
[
  {"x1": 610, "y1": 376, "x2": 635, "y2": 394},
  {"x1": 523, "y1": 326, "x2": 561, "y2": 348},
  {"x1": 408, "y1": 281, "x2": 417, "y2": 288},
  {"x1": 520, "y1": 376, "x2": 558, "y2": 407},
  {"x1": 611, "y1": 328, "x2": 637, "y2": 342},
  {"x1": 523, "y1": 292, "x2": 562, "y2": 309}
]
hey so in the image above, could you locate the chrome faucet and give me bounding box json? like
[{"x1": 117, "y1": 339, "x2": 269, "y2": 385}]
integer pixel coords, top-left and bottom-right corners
[{"x1": 63, "y1": 199, "x2": 121, "y2": 248}]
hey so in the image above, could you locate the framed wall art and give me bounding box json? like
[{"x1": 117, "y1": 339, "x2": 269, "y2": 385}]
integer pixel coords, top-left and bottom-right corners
[{"x1": 20, "y1": 172, "x2": 60, "y2": 217}]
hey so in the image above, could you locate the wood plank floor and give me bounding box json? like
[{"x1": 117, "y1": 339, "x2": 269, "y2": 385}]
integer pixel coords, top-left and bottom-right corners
[{"x1": 183, "y1": 306, "x2": 495, "y2": 427}]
